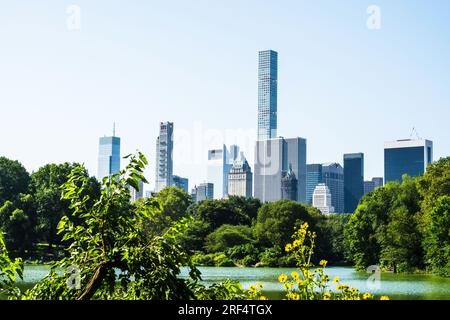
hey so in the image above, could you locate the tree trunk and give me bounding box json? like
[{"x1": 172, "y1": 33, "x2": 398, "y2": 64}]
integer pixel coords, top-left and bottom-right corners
[{"x1": 78, "y1": 262, "x2": 108, "y2": 300}]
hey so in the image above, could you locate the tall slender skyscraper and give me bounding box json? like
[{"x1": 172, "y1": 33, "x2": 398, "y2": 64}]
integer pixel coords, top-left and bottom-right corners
[
  {"x1": 344, "y1": 153, "x2": 364, "y2": 213},
  {"x1": 155, "y1": 122, "x2": 174, "y2": 192},
  {"x1": 207, "y1": 145, "x2": 231, "y2": 199},
  {"x1": 97, "y1": 125, "x2": 121, "y2": 181},
  {"x1": 258, "y1": 50, "x2": 278, "y2": 141}
]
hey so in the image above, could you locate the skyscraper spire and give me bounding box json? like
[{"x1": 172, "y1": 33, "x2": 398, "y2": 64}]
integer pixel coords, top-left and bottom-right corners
[{"x1": 113, "y1": 122, "x2": 116, "y2": 137}]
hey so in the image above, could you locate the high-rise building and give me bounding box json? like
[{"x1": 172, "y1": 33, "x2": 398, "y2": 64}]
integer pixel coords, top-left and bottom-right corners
[
  {"x1": 344, "y1": 153, "x2": 364, "y2": 213},
  {"x1": 228, "y1": 145, "x2": 240, "y2": 162},
  {"x1": 364, "y1": 177, "x2": 384, "y2": 195},
  {"x1": 372, "y1": 177, "x2": 384, "y2": 188},
  {"x1": 172, "y1": 175, "x2": 189, "y2": 193},
  {"x1": 364, "y1": 180, "x2": 375, "y2": 195},
  {"x1": 322, "y1": 163, "x2": 345, "y2": 213},
  {"x1": 97, "y1": 127, "x2": 121, "y2": 181},
  {"x1": 228, "y1": 155, "x2": 253, "y2": 198},
  {"x1": 281, "y1": 165, "x2": 298, "y2": 201},
  {"x1": 207, "y1": 145, "x2": 232, "y2": 199},
  {"x1": 384, "y1": 139, "x2": 433, "y2": 183},
  {"x1": 258, "y1": 50, "x2": 278, "y2": 141},
  {"x1": 254, "y1": 137, "x2": 307, "y2": 202},
  {"x1": 191, "y1": 183, "x2": 214, "y2": 202},
  {"x1": 306, "y1": 164, "x2": 323, "y2": 205},
  {"x1": 313, "y1": 183, "x2": 334, "y2": 214},
  {"x1": 155, "y1": 122, "x2": 174, "y2": 192}
]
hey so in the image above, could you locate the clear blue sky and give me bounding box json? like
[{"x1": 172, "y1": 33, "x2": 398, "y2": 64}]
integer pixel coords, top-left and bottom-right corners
[{"x1": 1, "y1": 1, "x2": 449, "y2": 191}]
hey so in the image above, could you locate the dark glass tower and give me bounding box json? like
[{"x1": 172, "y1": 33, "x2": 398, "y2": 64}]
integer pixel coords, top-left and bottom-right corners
[
  {"x1": 344, "y1": 153, "x2": 364, "y2": 213},
  {"x1": 306, "y1": 164, "x2": 323, "y2": 205}
]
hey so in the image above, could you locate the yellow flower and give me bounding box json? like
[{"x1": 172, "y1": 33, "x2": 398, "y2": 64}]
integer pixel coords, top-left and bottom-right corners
[
  {"x1": 380, "y1": 296, "x2": 390, "y2": 300},
  {"x1": 278, "y1": 274, "x2": 288, "y2": 283},
  {"x1": 333, "y1": 276, "x2": 340, "y2": 283},
  {"x1": 296, "y1": 278, "x2": 304, "y2": 286},
  {"x1": 293, "y1": 240, "x2": 301, "y2": 247},
  {"x1": 259, "y1": 296, "x2": 268, "y2": 300},
  {"x1": 285, "y1": 243, "x2": 293, "y2": 252},
  {"x1": 363, "y1": 293, "x2": 373, "y2": 300},
  {"x1": 319, "y1": 260, "x2": 328, "y2": 267},
  {"x1": 289, "y1": 293, "x2": 300, "y2": 300},
  {"x1": 337, "y1": 284, "x2": 348, "y2": 291},
  {"x1": 350, "y1": 287, "x2": 358, "y2": 293},
  {"x1": 323, "y1": 292, "x2": 331, "y2": 300},
  {"x1": 291, "y1": 271, "x2": 299, "y2": 279},
  {"x1": 284, "y1": 282, "x2": 293, "y2": 290}
]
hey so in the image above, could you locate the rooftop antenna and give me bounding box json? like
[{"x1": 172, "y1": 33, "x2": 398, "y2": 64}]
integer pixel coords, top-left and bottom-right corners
[
  {"x1": 113, "y1": 122, "x2": 116, "y2": 137},
  {"x1": 410, "y1": 127, "x2": 421, "y2": 140}
]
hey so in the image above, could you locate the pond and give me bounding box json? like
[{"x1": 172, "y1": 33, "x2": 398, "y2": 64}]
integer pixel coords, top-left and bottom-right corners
[{"x1": 12, "y1": 265, "x2": 450, "y2": 300}]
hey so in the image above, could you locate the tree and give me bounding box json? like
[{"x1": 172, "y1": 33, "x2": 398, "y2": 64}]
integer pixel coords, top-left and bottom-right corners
[
  {"x1": 205, "y1": 225, "x2": 254, "y2": 253},
  {"x1": 316, "y1": 214, "x2": 351, "y2": 265},
  {"x1": 226, "y1": 196, "x2": 262, "y2": 223},
  {"x1": 195, "y1": 199, "x2": 251, "y2": 231},
  {"x1": 255, "y1": 200, "x2": 320, "y2": 250},
  {"x1": 0, "y1": 157, "x2": 30, "y2": 205},
  {"x1": 423, "y1": 196, "x2": 450, "y2": 276},
  {"x1": 30, "y1": 163, "x2": 100, "y2": 251}
]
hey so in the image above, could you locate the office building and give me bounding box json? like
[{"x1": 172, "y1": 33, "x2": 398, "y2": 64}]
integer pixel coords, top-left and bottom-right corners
[
  {"x1": 372, "y1": 177, "x2": 384, "y2": 188},
  {"x1": 172, "y1": 175, "x2": 189, "y2": 193},
  {"x1": 344, "y1": 153, "x2": 364, "y2": 213},
  {"x1": 322, "y1": 163, "x2": 345, "y2": 213},
  {"x1": 155, "y1": 122, "x2": 174, "y2": 192},
  {"x1": 364, "y1": 177, "x2": 384, "y2": 195},
  {"x1": 129, "y1": 180, "x2": 144, "y2": 202},
  {"x1": 254, "y1": 137, "x2": 307, "y2": 202},
  {"x1": 191, "y1": 183, "x2": 214, "y2": 202},
  {"x1": 258, "y1": 50, "x2": 278, "y2": 141},
  {"x1": 281, "y1": 166, "x2": 298, "y2": 201},
  {"x1": 384, "y1": 139, "x2": 433, "y2": 183},
  {"x1": 97, "y1": 127, "x2": 121, "y2": 181},
  {"x1": 306, "y1": 164, "x2": 323, "y2": 205},
  {"x1": 228, "y1": 145, "x2": 240, "y2": 162},
  {"x1": 313, "y1": 183, "x2": 334, "y2": 214},
  {"x1": 228, "y1": 155, "x2": 253, "y2": 198},
  {"x1": 207, "y1": 145, "x2": 232, "y2": 199}
]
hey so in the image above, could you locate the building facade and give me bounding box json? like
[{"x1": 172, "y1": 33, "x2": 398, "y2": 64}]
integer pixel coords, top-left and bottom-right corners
[
  {"x1": 227, "y1": 157, "x2": 253, "y2": 198},
  {"x1": 306, "y1": 164, "x2": 323, "y2": 205},
  {"x1": 322, "y1": 163, "x2": 344, "y2": 213},
  {"x1": 312, "y1": 183, "x2": 334, "y2": 214},
  {"x1": 191, "y1": 183, "x2": 214, "y2": 202},
  {"x1": 258, "y1": 50, "x2": 278, "y2": 141},
  {"x1": 254, "y1": 137, "x2": 307, "y2": 203},
  {"x1": 344, "y1": 153, "x2": 364, "y2": 213},
  {"x1": 155, "y1": 122, "x2": 174, "y2": 192},
  {"x1": 207, "y1": 145, "x2": 232, "y2": 199},
  {"x1": 129, "y1": 180, "x2": 144, "y2": 202},
  {"x1": 281, "y1": 166, "x2": 298, "y2": 201},
  {"x1": 384, "y1": 139, "x2": 433, "y2": 183},
  {"x1": 172, "y1": 175, "x2": 189, "y2": 193},
  {"x1": 98, "y1": 135, "x2": 121, "y2": 181}
]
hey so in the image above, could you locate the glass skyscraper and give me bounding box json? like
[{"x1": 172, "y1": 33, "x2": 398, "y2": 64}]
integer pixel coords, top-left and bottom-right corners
[
  {"x1": 344, "y1": 153, "x2": 364, "y2": 213},
  {"x1": 155, "y1": 122, "x2": 174, "y2": 192},
  {"x1": 306, "y1": 164, "x2": 323, "y2": 205},
  {"x1": 172, "y1": 175, "x2": 189, "y2": 193},
  {"x1": 384, "y1": 139, "x2": 433, "y2": 183},
  {"x1": 258, "y1": 50, "x2": 278, "y2": 141},
  {"x1": 207, "y1": 145, "x2": 232, "y2": 199},
  {"x1": 322, "y1": 163, "x2": 344, "y2": 213},
  {"x1": 97, "y1": 135, "x2": 121, "y2": 181}
]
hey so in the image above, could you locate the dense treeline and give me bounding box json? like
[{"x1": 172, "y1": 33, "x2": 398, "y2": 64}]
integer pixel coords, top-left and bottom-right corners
[
  {"x1": 345, "y1": 158, "x2": 450, "y2": 276},
  {"x1": 0, "y1": 155, "x2": 449, "y2": 276}
]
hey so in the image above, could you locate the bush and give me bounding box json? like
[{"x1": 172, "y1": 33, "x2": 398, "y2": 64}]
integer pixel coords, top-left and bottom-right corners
[{"x1": 205, "y1": 225, "x2": 254, "y2": 253}]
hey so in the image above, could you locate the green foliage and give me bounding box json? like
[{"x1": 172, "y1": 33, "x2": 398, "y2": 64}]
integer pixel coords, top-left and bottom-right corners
[
  {"x1": 316, "y1": 214, "x2": 351, "y2": 264},
  {"x1": 423, "y1": 196, "x2": 450, "y2": 276},
  {"x1": 0, "y1": 232, "x2": 23, "y2": 299},
  {"x1": 255, "y1": 200, "x2": 320, "y2": 249},
  {"x1": 226, "y1": 243, "x2": 261, "y2": 266},
  {"x1": 258, "y1": 246, "x2": 294, "y2": 267},
  {"x1": 0, "y1": 157, "x2": 30, "y2": 205},
  {"x1": 205, "y1": 225, "x2": 254, "y2": 253}
]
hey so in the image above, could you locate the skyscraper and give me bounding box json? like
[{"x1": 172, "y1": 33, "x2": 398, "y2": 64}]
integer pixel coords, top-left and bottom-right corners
[
  {"x1": 258, "y1": 50, "x2": 278, "y2": 141},
  {"x1": 384, "y1": 139, "x2": 433, "y2": 183},
  {"x1": 228, "y1": 155, "x2": 253, "y2": 198},
  {"x1": 129, "y1": 180, "x2": 144, "y2": 202},
  {"x1": 207, "y1": 145, "x2": 231, "y2": 199},
  {"x1": 97, "y1": 126, "x2": 121, "y2": 181},
  {"x1": 322, "y1": 163, "x2": 345, "y2": 213},
  {"x1": 254, "y1": 137, "x2": 307, "y2": 203},
  {"x1": 344, "y1": 153, "x2": 364, "y2": 213},
  {"x1": 172, "y1": 175, "x2": 189, "y2": 193},
  {"x1": 281, "y1": 165, "x2": 298, "y2": 201},
  {"x1": 306, "y1": 164, "x2": 323, "y2": 205},
  {"x1": 191, "y1": 183, "x2": 214, "y2": 202},
  {"x1": 364, "y1": 177, "x2": 384, "y2": 195},
  {"x1": 372, "y1": 177, "x2": 384, "y2": 188},
  {"x1": 155, "y1": 122, "x2": 174, "y2": 192},
  {"x1": 313, "y1": 183, "x2": 334, "y2": 214}
]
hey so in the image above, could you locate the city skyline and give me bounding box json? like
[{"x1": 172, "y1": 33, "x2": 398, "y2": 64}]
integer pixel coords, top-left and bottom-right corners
[{"x1": 1, "y1": 1, "x2": 450, "y2": 192}]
